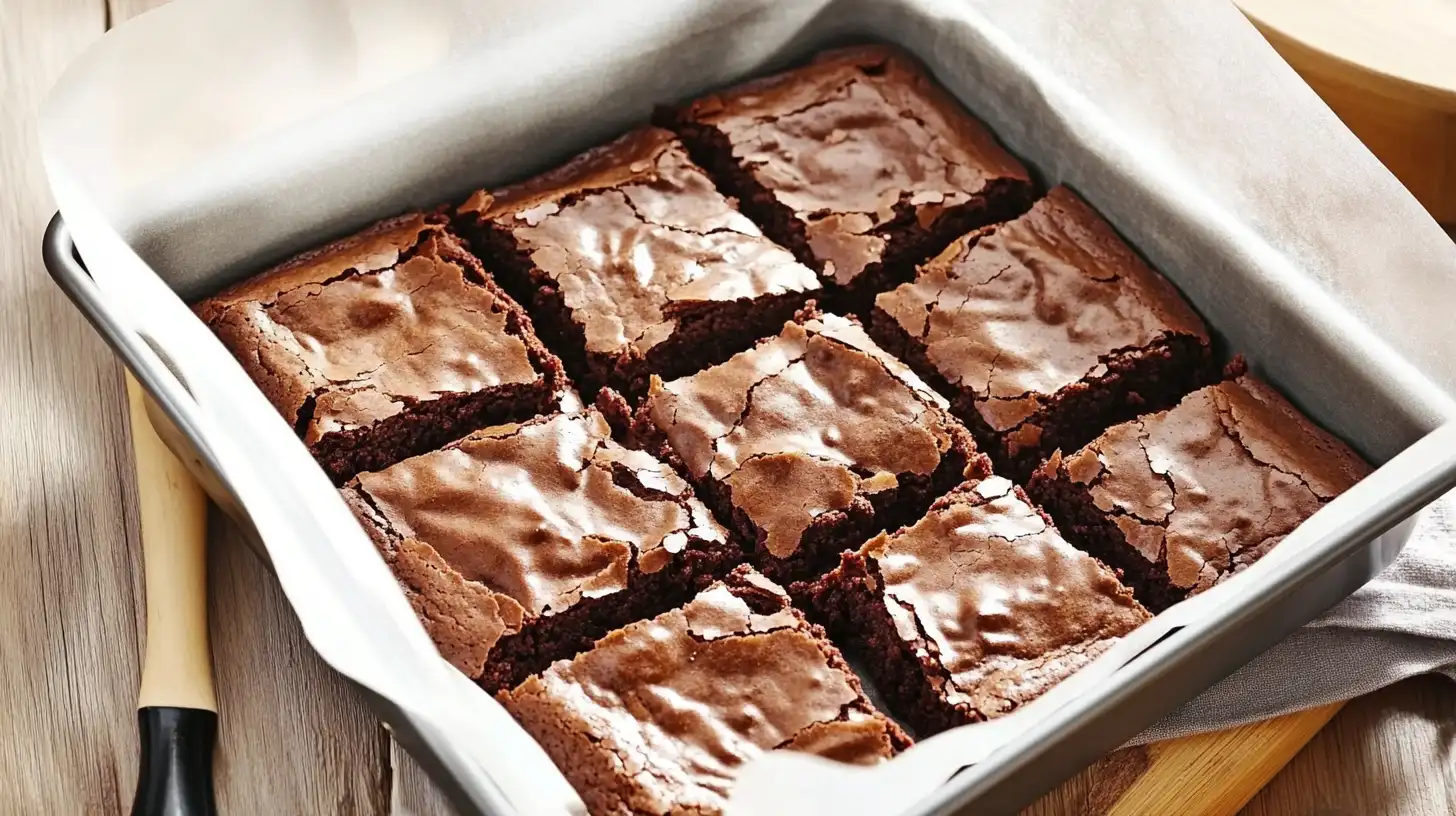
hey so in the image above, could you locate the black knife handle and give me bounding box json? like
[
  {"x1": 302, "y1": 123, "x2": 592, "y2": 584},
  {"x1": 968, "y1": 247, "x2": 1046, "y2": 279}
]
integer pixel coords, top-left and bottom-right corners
[{"x1": 132, "y1": 706, "x2": 217, "y2": 816}]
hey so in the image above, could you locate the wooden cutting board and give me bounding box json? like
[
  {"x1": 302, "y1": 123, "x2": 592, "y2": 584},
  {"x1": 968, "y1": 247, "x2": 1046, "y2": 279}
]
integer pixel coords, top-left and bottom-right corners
[
  {"x1": 1027, "y1": 703, "x2": 1344, "y2": 815},
  {"x1": 1237, "y1": 0, "x2": 1456, "y2": 224}
]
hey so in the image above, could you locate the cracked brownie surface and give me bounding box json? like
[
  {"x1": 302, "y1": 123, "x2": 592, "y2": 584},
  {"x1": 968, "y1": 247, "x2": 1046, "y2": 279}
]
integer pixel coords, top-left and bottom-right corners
[
  {"x1": 661, "y1": 45, "x2": 1036, "y2": 309},
  {"x1": 458, "y1": 127, "x2": 820, "y2": 399},
  {"x1": 341, "y1": 409, "x2": 738, "y2": 692},
  {"x1": 872, "y1": 186, "x2": 1216, "y2": 480},
  {"x1": 499, "y1": 566, "x2": 909, "y2": 816},
  {"x1": 806, "y1": 476, "x2": 1149, "y2": 736},
  {"x1": 632, "y1": 309, "x2": 989, "y2": 585},
  {"x1": 1028, "y1": 375, "x2": 1372, "y2": 611},
  {"x1": 196, "y1": 213, "x2": 564, "y2": 483}
]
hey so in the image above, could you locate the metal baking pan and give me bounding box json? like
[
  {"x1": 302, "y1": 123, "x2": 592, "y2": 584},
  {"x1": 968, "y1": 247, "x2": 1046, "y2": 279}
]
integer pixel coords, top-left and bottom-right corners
[{"x1": 39, "y1": 0, "x2": 1456, "y2": 813}]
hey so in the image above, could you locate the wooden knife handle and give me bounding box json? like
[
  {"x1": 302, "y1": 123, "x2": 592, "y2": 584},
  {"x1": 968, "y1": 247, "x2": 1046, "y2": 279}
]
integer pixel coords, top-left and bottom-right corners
[{"x1": 125, "y1": 374, "x2": 217, "y2": 816}]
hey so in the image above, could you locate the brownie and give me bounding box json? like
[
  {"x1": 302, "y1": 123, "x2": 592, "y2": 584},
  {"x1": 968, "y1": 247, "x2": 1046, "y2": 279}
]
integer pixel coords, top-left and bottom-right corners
[
  {"x1": 630, "y1": 307, "x2": 990, "y2": 585},
  {"x1": 871, "y1": 186, "x2": 1218, "y2": 481},
  {"x1": 457, "y1": 127, "x2": 822, "y2": 399},
  {"x1": 805, "y1": 477, "x2": 1149, "y2": 736},
  {"x1": 1027, "y1": 375, "x2": 1372, "y2": 612},
  {"x1": 196, "y1": 213, "x2": 565, "y2": 483},
  {"x1": 341, "y1": 409, "x2": 740, "y2": 693},
  {"x1": 660, "y1": 45, "x2": 1036, "y2": 311},
  {"x1": 500, "y1": 566, "x2": 910, "y2": 816}
]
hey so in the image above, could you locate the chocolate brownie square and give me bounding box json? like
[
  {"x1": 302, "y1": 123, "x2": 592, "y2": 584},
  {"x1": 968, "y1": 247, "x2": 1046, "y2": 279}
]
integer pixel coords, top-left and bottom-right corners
[
  {"x1": 1028, "y1": 375, "x2": 1372, "y2": 612},
  {"x1": 630, "y1": 307, "x2": 989, "y2": 585},
  {"x1": 341, "y1": 408, "x2": 739, "y2": 692},
  {"x1": 660, "y1": 45, "x2": 1036, "y2": 310},
  {"x1": 457, "y1": 127, "x2": 821, "y2": 399},
  {"x1": 872, "y1": 186, "x2": 1218, "y2": 480},
  {"x1": 197, "y1": 213, "x2": 565, "y2": 483},
  {"x1": 500, "y1": 566, "x2": 910, "y2": 816},
  {"x1": 806, "y1": 477, "x2": 1149, "y2": 736}
]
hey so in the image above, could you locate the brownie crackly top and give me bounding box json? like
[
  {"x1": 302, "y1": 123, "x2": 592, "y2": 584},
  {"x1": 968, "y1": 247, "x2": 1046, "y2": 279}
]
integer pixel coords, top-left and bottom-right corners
[
  {"x1": 865, "y1": 477, "x2": 1147, "y2": 705},
  {"x1": 197, "y1": 213, "x2": 563, "y2": 482},
  {"x1": 459, "y1": 128, "x2": 819, "y2": 362},
  {"x1": 346, "y1": 410, "x2": 727, "y2": 678},
  {"x1": 876, "y1": 187, "x2": 1210, "y2": 436},
  {"x1": 644, "y1": 312, "x2": 969, "y2": 559},
  {"x1": 1049, "y1": 376, "x2": 1371, "y2": 595},
  {"x1": 500, "y1": 569, "x2": 904, "y2": 815},
  {"x1": 670, "y1": 46, "x2": 1032, "y2": 286},
  {"x1": 200, "y1": 214, "x2": 542, "y2": 440}
]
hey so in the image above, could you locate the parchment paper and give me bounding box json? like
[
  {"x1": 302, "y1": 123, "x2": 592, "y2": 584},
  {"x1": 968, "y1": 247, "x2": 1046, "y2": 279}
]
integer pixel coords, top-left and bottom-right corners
[{"x1": 37, "y1": 0, "x2": 1456, "y2": 813}]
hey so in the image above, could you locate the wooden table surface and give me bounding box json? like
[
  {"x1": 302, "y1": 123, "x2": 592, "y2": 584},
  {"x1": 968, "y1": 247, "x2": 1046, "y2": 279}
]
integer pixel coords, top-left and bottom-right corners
[{"x1": 2, "y1": 0, "x2": 1453, "y2": 813}]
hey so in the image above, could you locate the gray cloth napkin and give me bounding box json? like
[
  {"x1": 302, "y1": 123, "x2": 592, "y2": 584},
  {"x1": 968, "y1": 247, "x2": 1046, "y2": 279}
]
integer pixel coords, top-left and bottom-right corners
[{"x1": 1136, "y1": 494, "x2": 1456, "y2": 743}]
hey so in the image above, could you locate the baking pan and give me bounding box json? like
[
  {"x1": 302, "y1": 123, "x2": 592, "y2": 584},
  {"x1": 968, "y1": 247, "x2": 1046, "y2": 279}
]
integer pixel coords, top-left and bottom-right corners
[
  {"x1": 38, "y1": 0, "x2": 1456, "y2": 813},
  {"x1": 44, "y1": 214, "x2": 1456, "y2": 816}
]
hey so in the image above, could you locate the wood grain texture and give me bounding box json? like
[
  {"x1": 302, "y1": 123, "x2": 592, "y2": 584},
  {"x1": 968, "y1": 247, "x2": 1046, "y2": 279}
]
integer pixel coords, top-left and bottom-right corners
[
  {"x1": 0, "y1": 0, "x2": 142, "y2": 812},
  {"x1": 1025, "y1": 705, "x2": 1341, "y2": 816},
  {"x1": 205, "y1": 513, "x2": 387, "y2": 814},
  {"x1": 391, "y1": 740, "x2": 458, "y2": 816},
  {"x1": 118, "y1": 0, "x2": 394, "y2": 813},
  {"x1": 1243, "y1": 676, "x2": 1456, "y2": 816},
  {"x1": 129, "y1": 376, "x2": 215, "y2": 712},
  {"x1": 1236, "y1": 0, "x2": 1456, "y2": 222},
  {"x1": 1108, "y1": 704, "x2": 1342, "y2": 816},
  {"x1": 0, "y1": 0, "x2": 1452, "y2": 814}
]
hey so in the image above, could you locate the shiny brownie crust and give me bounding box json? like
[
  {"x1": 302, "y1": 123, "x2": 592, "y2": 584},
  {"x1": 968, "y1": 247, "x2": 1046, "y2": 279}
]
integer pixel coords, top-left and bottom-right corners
[
  {"x1": 628, "y1": 307, "x2": 990, "y2": 586},
  {"x1": 458, "y1": 127, "x2": 821, "y2": 400},
  {"x1": 499, "y1": 566, "x2": 910, "y2": 815},
  {"x1": 342, "y1": 410, "x2": 740, "y2": 692},
  {"x1": 804, "y1": 478, "x2": 1148, "y2": 736},
  {"x1": 660, "y1": 45, "x2": 1036, "y2": 312},
  {"x1": 1027, "y1": 375, "x2": 1371, "y2": 611},
  {"x1": 870, "y1": 186, "x2": 1218, "y2": 481},
  {"x1": 197, "y1": 213, "x2": 564, "y2": 483}
]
